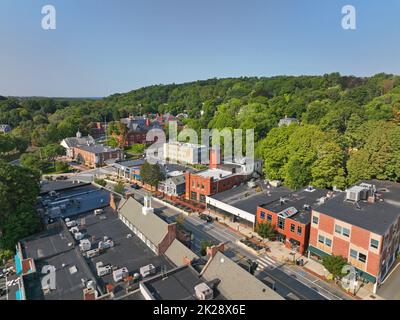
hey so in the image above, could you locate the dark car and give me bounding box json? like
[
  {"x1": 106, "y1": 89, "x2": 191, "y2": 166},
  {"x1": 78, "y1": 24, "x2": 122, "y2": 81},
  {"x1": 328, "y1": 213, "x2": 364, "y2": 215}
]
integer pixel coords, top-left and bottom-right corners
[
  {"x1": 199, "y1": 214, "x2": 213, "y2": 223},
  {"x1": 131, "y1": 183, "x2": 140, "y2": 190}
]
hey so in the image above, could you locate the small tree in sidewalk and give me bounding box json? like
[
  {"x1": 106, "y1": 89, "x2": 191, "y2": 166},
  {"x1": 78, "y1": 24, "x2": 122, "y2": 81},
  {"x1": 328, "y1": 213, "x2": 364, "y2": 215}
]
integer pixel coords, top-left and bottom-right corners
[
  {"x1": 255, "y1": 222, "x2": 276, "y2": 240},
  {"x1": 322, "y1": 255, "x2": 347, "y2": 279}
]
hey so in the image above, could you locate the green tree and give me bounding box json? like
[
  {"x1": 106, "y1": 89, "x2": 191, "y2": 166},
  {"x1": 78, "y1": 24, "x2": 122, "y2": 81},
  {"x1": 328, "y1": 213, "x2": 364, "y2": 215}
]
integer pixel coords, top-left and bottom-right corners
[
  {"x1": 200, "y1": 240, "x2": 213, "y2": 256},
  {"x1": 141, "y1": 161, "x2": 165, "y2": 188},
  {"x1": 322, "y1": 255, "x2": 348, "y2": 279},
  {"x1": 255, "y1": 222, "x2": 276, "y2": 239},
  {"x1": 114, "y1": 182, "x2": 125, "y2": 195}
]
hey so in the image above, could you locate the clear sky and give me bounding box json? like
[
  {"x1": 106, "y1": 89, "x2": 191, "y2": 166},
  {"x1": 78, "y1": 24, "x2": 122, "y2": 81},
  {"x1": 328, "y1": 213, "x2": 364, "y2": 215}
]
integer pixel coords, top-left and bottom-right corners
[{"x1": 1, "y1": 0, "x2": 399, "y2": 97}]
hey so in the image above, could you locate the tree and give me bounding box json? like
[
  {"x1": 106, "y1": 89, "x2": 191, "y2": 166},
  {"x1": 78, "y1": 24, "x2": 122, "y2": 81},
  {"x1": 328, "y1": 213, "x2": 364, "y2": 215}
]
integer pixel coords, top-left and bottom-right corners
[
  {"x1": 322, "y1": 255, "x2": 348, "y2": 279},
  {"x1": 255, "y1": 222, "x2": 276, "y2": 240},
  {"x1": 141, "y1": 161, "x2": 165, "y2": 188},
  {"x1": 200, "y1": 240, "x2": 213, "y2": 256},
  {"x1": 55, "y1": 161, "x2": 70, "y2": 173},
  {"x1": 114, "y1": 182, "x2": 125, "y2": 195},
  {"x1": 0, "y1": 161, "x2": 42, "y2": 251},
  {"x1": 94, "y1": 179, "x2": 107, "y2": 187}
]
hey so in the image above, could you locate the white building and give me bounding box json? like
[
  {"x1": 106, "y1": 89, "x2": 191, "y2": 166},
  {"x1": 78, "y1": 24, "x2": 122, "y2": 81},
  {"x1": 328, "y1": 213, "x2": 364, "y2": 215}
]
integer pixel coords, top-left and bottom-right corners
[{"x1": 163, "y1": 142, "x2": 209, "y2": 165}]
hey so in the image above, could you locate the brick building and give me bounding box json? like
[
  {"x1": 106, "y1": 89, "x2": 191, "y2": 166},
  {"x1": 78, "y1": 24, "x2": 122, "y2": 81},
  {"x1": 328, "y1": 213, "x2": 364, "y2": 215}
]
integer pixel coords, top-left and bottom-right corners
[
  {"x1": 256, "y1": 187, "x2": 334, "y2": 254},
  {"x1": 308, "y1": 181, "x2": 400, "y2": 293},
  {"x1": 185, "y1": 168, "x2": 245, "y2": 204},
  {"x1": 72, "y1": 144, "x2": 122, "y2": 168}
]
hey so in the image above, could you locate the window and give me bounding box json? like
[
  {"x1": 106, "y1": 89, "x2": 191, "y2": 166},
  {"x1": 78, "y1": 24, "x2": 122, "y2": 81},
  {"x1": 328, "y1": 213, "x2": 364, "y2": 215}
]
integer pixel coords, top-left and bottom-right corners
[
  {"x1": 200, "y1": 194, "x2": 206, "y2": 203},
  {"x1": 278, "y1": 217, "x2": 285, "y2": 230},
  {"x1": 318, "y1": 235, "x2": 325, "y2": 244},
  {"x1": 267, "y1": 214, "x2": 272, "y2": 222},
  {"x1": 358, "y1": 253, "x2": 367, "y2": 263},
  {"x1": 312, "y1": 216, "x2": 319, "y2": 225},
  {"x1": 290, "y1": 224, "x2": 295, "y2": 232},
  {"x1": 350, "y1": 249, "x2": 358, "y2": 259},
  {"x1": 335, "y1": 225, "x2": 342, "y2": 234},
  {"x1": 325, "y1": 238, "x2": 332, "y2": 247},
  {"x1": 297, "y1": 226, "x2": 302, "y2": 235},
  {"x1": 260, "y1": 212, "x2": 265, "y2": 219},
  {"x1": 190, "y1": 192, "x2": 197, "y2": 201},
  {"x1": 335, "y1": 224, "x2": 350, "y2": 237},
  {"x1": 370, "y1": 239, "x2": 379, "y2": 249}
]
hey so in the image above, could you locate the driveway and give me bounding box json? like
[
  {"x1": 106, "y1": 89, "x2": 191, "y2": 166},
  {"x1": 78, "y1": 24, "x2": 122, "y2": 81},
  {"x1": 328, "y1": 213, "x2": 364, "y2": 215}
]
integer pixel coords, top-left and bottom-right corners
[{"x1": 378, "y1": 262, "x2": 400, "y2": 300}]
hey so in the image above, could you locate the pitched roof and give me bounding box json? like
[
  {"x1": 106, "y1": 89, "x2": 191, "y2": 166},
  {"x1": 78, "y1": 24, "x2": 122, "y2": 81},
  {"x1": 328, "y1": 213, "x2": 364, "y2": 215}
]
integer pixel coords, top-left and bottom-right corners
[
  {"x1": 165, "y1": 239, "x2": 199, "y2": 267},
  {"x1": 61, "y1": 136, "x2": 95, "y2": 148},
  {"x1": 202, "y1": 252, "x2": 283, "y2": 300},
  {"x1": 168, "y1": 175, "x2": 186, "y2": 185},
  {"x1": 119, "y1": 197, "x2": 172, "y2": 245}
]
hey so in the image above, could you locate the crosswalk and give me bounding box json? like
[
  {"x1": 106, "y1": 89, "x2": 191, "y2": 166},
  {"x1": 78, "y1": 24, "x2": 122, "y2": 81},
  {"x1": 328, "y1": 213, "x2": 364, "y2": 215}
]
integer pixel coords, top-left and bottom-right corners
[{"x1": 256, "y1": 254, "x2": 279, "y2": 271}]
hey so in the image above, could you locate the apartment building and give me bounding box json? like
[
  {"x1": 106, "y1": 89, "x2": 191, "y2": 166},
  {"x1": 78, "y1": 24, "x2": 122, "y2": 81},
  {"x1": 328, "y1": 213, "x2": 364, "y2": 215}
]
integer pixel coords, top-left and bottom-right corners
[
  {"x1": 163, "y1": 142, "x2": 209, "y2": 165},
  {"x1": 309, "y1": 181, "x2": 400, "y2": 293}
]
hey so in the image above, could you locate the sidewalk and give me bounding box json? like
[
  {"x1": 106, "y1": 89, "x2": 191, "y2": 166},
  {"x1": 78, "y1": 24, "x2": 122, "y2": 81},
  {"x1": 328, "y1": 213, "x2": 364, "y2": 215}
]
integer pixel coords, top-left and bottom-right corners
[{"x1": 265, "y1": 241, "x2": 384, "y2": 300}]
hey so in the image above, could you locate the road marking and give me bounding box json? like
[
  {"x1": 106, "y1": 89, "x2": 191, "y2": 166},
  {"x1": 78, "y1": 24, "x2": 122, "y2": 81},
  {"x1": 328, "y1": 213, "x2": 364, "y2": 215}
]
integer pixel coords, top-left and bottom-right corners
[{"x1": 257, "y1": 255, "x2": 278, "y2": 270}]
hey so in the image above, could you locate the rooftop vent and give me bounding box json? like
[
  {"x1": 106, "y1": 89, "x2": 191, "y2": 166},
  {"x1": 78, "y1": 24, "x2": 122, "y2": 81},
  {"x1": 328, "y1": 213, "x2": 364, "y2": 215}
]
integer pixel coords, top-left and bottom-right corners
[
  {"x1": 195, "y1": 283, "x2": 214, "y2": 301},
  {"x1": 305, "y1": 186, "x2": 316, "y2": 192}
]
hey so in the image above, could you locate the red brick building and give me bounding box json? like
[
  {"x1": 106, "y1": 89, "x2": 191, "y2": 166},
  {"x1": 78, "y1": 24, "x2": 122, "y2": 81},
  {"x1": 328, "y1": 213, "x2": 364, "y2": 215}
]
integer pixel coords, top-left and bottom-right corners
[
  {"x1": 256, "y1": 187, "x2": 332, "y2": 254},
  {"x1": 308, "y1": 181, "x2": 400, "y2": 293},
  {"x1": 185, "y1": 169, "x2": 245, "y2": 204},
  {"x1": 72, "y1": 144, "x2": 122, "y2": 168}
]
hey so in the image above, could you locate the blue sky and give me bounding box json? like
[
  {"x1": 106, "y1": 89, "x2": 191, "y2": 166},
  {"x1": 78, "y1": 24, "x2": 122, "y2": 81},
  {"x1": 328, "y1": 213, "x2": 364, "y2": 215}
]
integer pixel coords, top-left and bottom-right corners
[{"x1": 1, "y1": 0, "x2": 399, "y2": 97}]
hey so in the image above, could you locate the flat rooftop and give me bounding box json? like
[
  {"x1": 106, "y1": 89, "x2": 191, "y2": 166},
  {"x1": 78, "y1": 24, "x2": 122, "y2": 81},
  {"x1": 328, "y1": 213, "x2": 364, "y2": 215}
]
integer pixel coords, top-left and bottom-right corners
[
  {"x1": 82, "y1": 208, "x2": 175, "y2": 299},
  {"x1": 315, "y1": 180, "x2": 400, "y2": 235},
  {"x1": 260, "y1": 187, "x2": 331, "y2": 224},
  {"x1": 143, "y1": 266, "x2": 224, "y2": 300},
  {"x1": 209, "y1": 182, "x2": 291, "y2": 215},
  {"x1": 21, "y1": 223, "x2": 98, "y2": 300},
  {"x1": 40, "y1": 180, "x2": 90, "y2": 195},
  {"x1": 21, "y1": 206, "x2": 176, "y2": 300},
  {"x1": 197, "y1": 168, "x2": 233, "y2": 181},
  {"x1": 40, "y1": 184, "x2": 110, "y2": 221}
]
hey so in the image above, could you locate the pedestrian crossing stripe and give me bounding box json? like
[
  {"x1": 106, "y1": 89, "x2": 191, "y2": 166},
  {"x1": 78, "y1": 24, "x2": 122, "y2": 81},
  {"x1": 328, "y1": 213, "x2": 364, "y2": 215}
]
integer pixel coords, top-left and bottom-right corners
[{"x1": 256, "y1": 256, "x2": 278, "y2": 270}]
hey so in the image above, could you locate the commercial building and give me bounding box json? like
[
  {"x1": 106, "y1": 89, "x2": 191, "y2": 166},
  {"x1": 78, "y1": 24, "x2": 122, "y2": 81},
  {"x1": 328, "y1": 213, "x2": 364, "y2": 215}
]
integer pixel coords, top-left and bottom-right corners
[
  {"x1": 60, "y1": 130, "x2": 95, "y2": 158},
  {"x1": 185, "y1": 168, "x2": 245, "y2": 204},
  {"x1": 159, "y1": 175, "x2": 186, "y2": 197},
  {"x1": 206, "y1": 181, "x2": 291, "y2": 228},
  {"x1": 256, "y1": 186, "x2": 334, "y2": 254},
  {"x1": 163, "y1": 142, "x2": 209, "y2": 165},
  {"x1": 308, "y1": 181, "x2": 400, "y2": 293}
]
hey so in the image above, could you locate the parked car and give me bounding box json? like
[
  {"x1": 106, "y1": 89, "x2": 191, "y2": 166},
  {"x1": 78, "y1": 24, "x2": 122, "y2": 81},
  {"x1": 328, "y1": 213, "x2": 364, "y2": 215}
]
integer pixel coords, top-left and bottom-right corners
[
  {"x1": 199, "y1": 214, "x2": 213, "y2": 223},
  {"x1": 131, "y1": 183, "x2": 140, "y2": 190}
]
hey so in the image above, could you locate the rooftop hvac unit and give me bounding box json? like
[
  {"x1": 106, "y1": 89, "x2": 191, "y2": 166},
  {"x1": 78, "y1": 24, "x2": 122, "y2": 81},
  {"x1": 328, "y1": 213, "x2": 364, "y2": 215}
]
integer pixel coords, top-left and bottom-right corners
[
  {"x1": 79, "y1": 239, "x2": 91, "y2": 252},
  {"x1": 195, "y1": 283, "x2": 214, "y2": 300},
  {"x1": 86, "y1": 248, "x2": 100, "y2": 258},
  {"x1": 140, "y1": 264, "x2": 156, "y2": 278},
  {"x1": 74, "y1": 232, "x2": 85, "y2": 241},
  {"x1": 113, "y1": 267, "x2": 129, "y2": 282}
]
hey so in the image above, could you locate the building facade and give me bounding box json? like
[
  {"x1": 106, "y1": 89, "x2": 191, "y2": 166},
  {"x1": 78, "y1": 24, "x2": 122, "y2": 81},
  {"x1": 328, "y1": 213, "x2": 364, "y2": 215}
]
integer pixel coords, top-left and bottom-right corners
[
  {"x1": 308, "y1": 181, "x2": 400, "y2": 293},
  {"x1": 163, "y1": 142, "x2": 209, "y2": 165}
]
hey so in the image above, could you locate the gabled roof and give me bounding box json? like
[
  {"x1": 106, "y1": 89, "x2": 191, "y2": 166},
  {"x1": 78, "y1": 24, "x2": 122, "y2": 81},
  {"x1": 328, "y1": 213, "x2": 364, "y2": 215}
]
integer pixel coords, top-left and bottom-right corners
[
  {"x1": 165, "y1": 239, "x2": 199, "y2": 267},
  {"x1": 167, "y1": 175, "x2": 186, "y2": 186},
  {"x1": 201, "y1": 252, "x2": 283, "y2": 300},
  {"x1": 119, "y1": 197, "x2": 173, "y2": 245},
  {"x1": 61, "y1": 136, "x2": 95, "y2": 149}
]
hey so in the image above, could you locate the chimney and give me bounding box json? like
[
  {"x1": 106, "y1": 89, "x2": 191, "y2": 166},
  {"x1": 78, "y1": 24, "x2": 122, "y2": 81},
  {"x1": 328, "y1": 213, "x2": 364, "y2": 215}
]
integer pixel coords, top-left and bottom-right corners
[
  {"x1": 210, "y1": 147, "x2": 220, "y2": 170},
  {"x1": 368, "y1": 195, "x2": 376, "y2": 204},
  {"x1": 110, "y1": 193, "x2": 117, "y2": 211},
  {"x1": 207, "y1": 243, "x2": 225, "y2": 259},
  {"x1": 146, "y1": 118, "x2": 151, "y2": 127}
]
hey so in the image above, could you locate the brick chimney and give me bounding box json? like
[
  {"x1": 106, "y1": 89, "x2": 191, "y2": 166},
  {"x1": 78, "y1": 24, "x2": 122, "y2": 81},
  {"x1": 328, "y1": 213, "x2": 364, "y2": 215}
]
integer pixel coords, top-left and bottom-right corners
[
  {"x1": 110, "y1": 193, "x2": 117, "y2": 210},
  {"x1": 207, "y1": 243, "x2": 225, "y2": 258},
  {"x1": 146, "y1": 118, "x2": 151, "y2": 127},
  {"x1": 210, "y1": 147, "x2": 220, "y2": 170}
]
